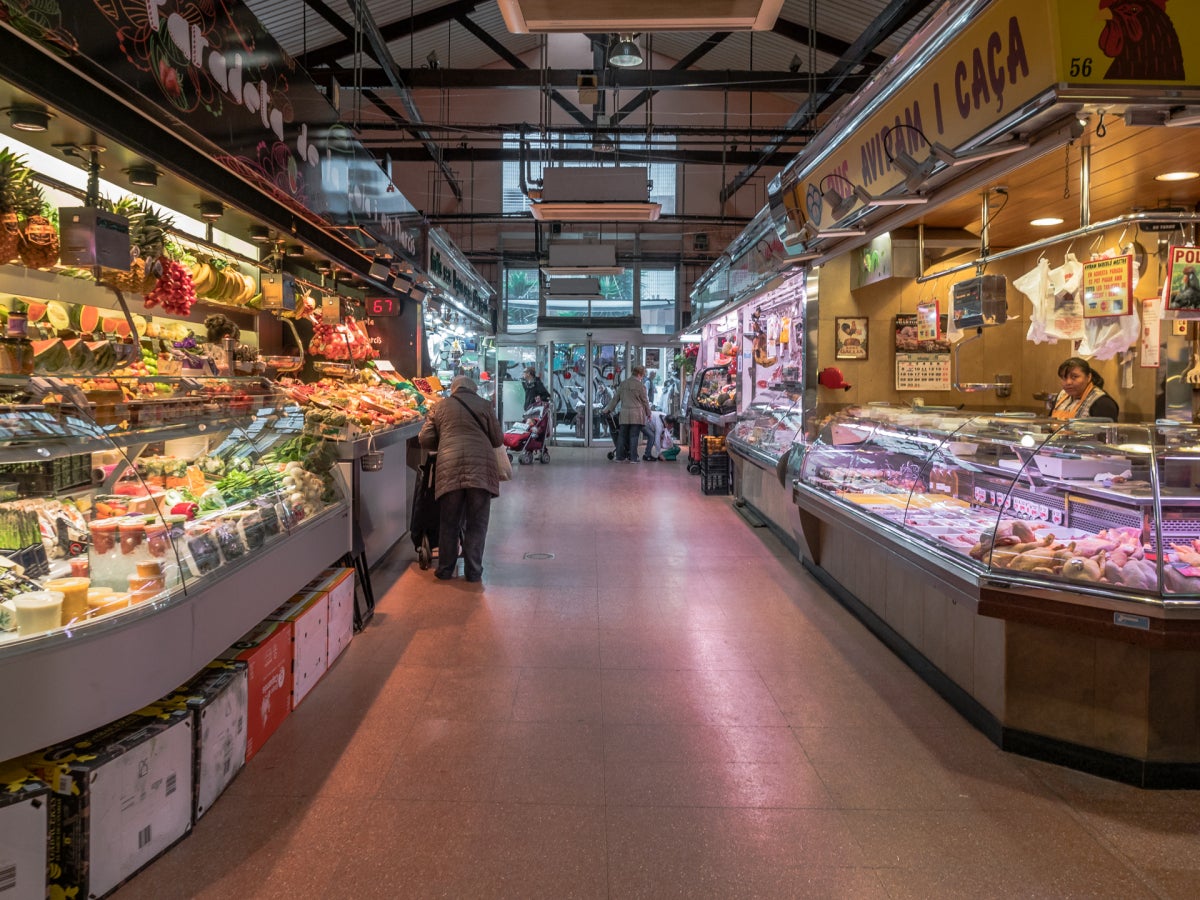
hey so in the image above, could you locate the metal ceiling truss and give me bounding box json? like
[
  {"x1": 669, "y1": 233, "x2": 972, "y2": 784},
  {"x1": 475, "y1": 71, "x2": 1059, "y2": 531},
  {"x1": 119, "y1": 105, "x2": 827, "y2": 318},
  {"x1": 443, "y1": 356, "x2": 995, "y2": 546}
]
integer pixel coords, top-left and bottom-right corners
[
  {"x1": 298, "y1": 0, "x2": 356, "y2": 40},
  {"x1": 317, "y1": 66, "x2": 847, "y2": 92},
  {"x1": 344, "y1": 0, "x2": 462, "y2": 201},
  {"x1": 770, "y1": 17, "x2": 886, "y2": 68},
  {"x1": 608, "y1": 32, "x2": 730, "y2": 127},
  {"x1": 720, "y1": 0, "x2": 935, "y2": 202},
  {"x1": 363, "y1": 146, "x2": 798, "y2": 167},
  {"x1": 301, "y1": 0, "x2": 484, "y2": 70},
  {"x1": 454, "y1": 14, "x2": 592, "y2": 128}
]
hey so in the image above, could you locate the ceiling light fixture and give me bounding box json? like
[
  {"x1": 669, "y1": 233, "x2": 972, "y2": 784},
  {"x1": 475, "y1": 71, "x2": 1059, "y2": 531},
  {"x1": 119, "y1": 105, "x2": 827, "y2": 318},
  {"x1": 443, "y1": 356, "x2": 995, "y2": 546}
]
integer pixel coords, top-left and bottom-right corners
[
  {"x1": 1030, "y1": 217, "x2": 1064, "y2": 227},
  {"x1": 4, "y1": 104, "x2": 52, "y2": 132},
  {"x1": 530, "y1": 201, "x2": 660, "y2": 222},
  {"x1": 819, "y1": 174, "x2": 860, "y2": 222},
  {"x1": 124, "y1": 164, "x2": 160, "y2": 187},
  {"x1": 248, "y1": 225, "x2": 271, "y2": 243},
  {"x1": 882, "y1": 124, "x2": 939, "y2": 193},
  {"x1": 930, "y1": 139, "x2": 1028, "y2": 167},
  {"x1": 1165, "y1": 108, "x2": 1200, "y2": 127},
  {"x1": 285, "y1": 243, "x2": 307, "y2": 257},
  {"x1": 816, "y1": 227, "x2": 867, "y2": 238},
  {"x1": 609, "y1": 34, "x2": 643, "y2": 68},
  {"x1": 197, "y1": 200, "x2": 224, "y2": 220},
  {"x1": 1156, "y1": 171, "x2": 1200, "y2": 182}
]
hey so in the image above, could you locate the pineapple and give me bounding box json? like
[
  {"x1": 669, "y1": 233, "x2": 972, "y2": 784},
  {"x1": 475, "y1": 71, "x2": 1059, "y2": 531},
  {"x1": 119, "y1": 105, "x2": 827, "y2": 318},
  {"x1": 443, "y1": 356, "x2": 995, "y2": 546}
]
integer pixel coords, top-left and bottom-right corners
[
  {"x1": 103, "y1": 197, "x2": 173, "y2": 293},
  {"x1": 0, "y1": 149, "x2": 32, "y2": 264},
  {"x1": 16, "y1": 179, "x2": 59, "y2": 269}
]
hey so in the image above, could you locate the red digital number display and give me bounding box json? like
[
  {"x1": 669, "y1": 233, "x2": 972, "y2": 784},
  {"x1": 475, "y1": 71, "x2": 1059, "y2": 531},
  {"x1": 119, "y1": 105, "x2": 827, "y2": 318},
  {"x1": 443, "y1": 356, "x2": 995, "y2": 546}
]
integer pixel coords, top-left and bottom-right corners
[{"x1": 366, "y1": 296, "x2": 400, "y2": 316}]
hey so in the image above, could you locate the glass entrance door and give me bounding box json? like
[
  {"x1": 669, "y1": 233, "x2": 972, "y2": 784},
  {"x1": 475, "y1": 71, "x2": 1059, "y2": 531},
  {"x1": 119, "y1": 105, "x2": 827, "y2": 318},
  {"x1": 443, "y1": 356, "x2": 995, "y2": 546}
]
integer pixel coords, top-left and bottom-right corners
[{"x1": 548, "y1": 339, "x2": 629, "y2": 447}]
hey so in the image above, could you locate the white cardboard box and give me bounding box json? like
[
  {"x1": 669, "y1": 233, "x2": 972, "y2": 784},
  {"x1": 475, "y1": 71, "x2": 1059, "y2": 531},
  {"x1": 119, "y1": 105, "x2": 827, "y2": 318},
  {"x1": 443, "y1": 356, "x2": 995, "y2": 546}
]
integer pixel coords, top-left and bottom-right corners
[
  {"x1": 0, "y1": 781, "x2": 49, "y2": 900},
  {"x1": 309, "y1": 568, "x2": 355, "y2": 664},
  {"x1": 268, "y1": 590, "x2": 329, "y2": 708}
]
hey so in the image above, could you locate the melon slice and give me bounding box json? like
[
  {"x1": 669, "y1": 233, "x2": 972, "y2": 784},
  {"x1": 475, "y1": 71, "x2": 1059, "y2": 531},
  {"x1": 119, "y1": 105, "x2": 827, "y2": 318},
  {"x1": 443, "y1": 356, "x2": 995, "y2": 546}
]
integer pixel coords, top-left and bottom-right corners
[
  {"x1": 31, "y1": 338, "x2": 70, "y2": 374},
  {"x1": 46, "y1": 301, "x2": 72, "y2": 332},
  {"x1": 25, "y1": 301, "x2": 47, "y2": 322}
]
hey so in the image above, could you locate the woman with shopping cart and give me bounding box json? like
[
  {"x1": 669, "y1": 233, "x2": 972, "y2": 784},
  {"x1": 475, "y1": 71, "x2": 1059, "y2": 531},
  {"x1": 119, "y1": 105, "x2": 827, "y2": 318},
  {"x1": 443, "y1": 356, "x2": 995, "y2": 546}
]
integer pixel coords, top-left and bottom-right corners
[{"x1": 601, "y1": 366, "x2": 651, "y2": 463}]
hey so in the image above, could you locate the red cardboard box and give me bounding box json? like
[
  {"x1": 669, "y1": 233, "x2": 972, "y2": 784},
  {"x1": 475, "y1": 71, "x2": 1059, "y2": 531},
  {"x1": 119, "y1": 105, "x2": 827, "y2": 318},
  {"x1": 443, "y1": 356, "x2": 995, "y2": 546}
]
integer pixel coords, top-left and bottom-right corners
[
  {"x1": 267, "y1": 590, "x2": 328, "y2": 708},
  {"x1": 309, "y1": 567, "x2": 355, "y2": 663},
  {"x1": 219, "y1": 620, "x2": 293, "y2": 761}
]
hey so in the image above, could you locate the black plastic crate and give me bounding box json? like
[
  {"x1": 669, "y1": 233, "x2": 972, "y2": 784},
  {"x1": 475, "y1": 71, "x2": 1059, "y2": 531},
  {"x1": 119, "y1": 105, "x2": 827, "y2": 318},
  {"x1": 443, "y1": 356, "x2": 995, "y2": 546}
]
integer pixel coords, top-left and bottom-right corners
[
  {"x1": 6, "y1": 456, "x2": 92, "y2": 496},
  {"x1": 702, "y1": 471, "x2": 732, "y2": 495}
]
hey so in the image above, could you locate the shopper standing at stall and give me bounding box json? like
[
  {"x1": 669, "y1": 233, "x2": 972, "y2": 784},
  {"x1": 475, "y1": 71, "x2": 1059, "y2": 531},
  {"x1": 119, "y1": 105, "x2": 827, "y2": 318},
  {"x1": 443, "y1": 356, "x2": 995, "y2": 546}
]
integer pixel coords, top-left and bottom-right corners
[
  {"x1": 521, "y1": 367, "x2": 551, "y2": 410},
  {"x1": 603, "y1": 365, "x2": 651, "y2": 462},
  {"x1": 1052, "y1": 357, "x2": 1119, "y2": 420},
  {"x1": 418, "y1": 376, "x2": 503, "y2": 582}
]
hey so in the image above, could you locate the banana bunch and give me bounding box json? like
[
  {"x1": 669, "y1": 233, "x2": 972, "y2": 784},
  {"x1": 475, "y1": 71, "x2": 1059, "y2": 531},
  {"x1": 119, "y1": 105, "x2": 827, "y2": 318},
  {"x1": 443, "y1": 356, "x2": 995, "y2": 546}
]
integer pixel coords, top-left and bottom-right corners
[{"x1": 187, "y1": 259, "x2": 260, "y2": 306}]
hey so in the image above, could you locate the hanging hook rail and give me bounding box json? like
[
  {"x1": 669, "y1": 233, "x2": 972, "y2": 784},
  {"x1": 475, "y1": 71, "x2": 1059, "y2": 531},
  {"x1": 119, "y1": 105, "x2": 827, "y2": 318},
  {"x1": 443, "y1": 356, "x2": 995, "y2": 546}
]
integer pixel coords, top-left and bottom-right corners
[{"x1": 916, "y1": 211, "x2": 1200, "y2": 284}]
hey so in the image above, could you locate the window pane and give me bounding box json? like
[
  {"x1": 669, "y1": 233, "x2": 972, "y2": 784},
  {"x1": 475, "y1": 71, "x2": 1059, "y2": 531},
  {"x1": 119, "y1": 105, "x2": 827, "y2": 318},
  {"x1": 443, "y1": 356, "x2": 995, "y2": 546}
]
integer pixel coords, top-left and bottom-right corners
[
  {"x1": 641, "y1": 268, "x2": 676, "y2": 334},
  {"x1": 504, "y1": 267, "x2": 539, "y2": 333}
]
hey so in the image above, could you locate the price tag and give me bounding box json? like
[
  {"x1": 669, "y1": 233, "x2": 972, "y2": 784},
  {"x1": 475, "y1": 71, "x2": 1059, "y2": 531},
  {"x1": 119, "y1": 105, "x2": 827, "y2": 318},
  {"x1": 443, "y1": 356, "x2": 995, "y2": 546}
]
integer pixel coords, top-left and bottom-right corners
[
  {"x1": 375, "y1": 360, "x2": 397, "y2": 373},
  {"x1": 321, "y1": 294, "x2": 341, "y2": 324}
]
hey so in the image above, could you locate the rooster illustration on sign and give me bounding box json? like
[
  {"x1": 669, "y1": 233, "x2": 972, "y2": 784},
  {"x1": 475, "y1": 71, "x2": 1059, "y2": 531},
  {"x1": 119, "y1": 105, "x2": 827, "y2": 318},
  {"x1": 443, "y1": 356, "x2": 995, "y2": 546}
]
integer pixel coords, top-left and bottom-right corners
[{"x1": 1098, "y1": 0, "x2": 1184, "y2": 81}]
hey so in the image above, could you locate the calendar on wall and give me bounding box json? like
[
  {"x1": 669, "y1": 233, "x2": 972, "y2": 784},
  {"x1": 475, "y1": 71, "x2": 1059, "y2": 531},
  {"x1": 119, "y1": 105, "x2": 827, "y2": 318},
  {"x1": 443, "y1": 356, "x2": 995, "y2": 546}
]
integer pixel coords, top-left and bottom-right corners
[
  {"x1": 894, "y1": 314, "x2": 951, "y2": 390},
  {"x1": 896, "y1": 353, "x2": 952, "y2": 390}
]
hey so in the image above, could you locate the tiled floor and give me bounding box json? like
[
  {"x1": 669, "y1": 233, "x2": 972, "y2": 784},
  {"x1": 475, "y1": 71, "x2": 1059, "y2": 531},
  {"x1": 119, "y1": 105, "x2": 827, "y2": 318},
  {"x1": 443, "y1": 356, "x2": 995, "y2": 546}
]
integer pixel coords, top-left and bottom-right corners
[{"x1": 115, "y1": 448, "x2": 1200, "y2": 899}]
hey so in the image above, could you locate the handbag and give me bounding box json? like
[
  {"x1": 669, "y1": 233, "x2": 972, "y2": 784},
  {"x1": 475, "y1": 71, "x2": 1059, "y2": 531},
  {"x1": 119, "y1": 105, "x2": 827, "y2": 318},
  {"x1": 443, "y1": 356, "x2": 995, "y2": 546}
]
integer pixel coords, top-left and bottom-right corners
[{"x1": 454, "y1": 395, "x2": 512, "y2": 482}]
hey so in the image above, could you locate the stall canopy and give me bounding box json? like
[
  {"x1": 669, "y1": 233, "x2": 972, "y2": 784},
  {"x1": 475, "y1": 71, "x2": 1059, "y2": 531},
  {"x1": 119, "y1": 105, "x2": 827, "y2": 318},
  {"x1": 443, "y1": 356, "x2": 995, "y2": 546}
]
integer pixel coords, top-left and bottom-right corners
[{"x1": 767, "y1": 0, "x2": 1200, "y2": 264}]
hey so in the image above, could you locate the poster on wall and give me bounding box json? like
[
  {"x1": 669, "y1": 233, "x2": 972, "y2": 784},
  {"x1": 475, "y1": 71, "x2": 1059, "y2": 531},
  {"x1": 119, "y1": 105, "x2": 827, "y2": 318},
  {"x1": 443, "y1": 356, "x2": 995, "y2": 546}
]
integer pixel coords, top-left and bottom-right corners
[
  {"x1": 834, "y1": 317, "x2": 868, "y2": 360},
  {"x1": 1166, "y1": 246, "x2": 1200, "y2": 313},
  {"x1": 1081, "y1": 255, "x2": 1133, "y2": 317},
  {"x1": 916, "y1": 300, "x2": 940, "y2": 341},
  {"x1": 895, "y1": 314, "x2": 951, "y2": 391}
]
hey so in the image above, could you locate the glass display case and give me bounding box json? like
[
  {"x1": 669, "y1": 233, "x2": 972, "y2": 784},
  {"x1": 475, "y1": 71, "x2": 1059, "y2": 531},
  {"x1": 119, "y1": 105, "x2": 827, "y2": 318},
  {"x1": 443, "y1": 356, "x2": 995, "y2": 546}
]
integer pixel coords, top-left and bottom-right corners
[
  {"x1": 727, "y1": 393, "x2": 806, "y2": 468},
  {"x1": 689, "y1": 363, "x2": 739, "y2": 424},
  {"x1": 796, "y1": 405, "x2": 1200, "y2": 603},
  {"x1": 0, "y1": 376, "x2": 346, "y2": 649}
]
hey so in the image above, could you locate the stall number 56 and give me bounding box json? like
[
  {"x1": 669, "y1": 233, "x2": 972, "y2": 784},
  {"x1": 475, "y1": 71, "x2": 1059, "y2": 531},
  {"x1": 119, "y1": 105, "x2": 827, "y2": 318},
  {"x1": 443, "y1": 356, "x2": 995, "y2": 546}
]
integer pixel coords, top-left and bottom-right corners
[{"x1": 1069, "y1": 58, "x2": 1093, "y2": 78}]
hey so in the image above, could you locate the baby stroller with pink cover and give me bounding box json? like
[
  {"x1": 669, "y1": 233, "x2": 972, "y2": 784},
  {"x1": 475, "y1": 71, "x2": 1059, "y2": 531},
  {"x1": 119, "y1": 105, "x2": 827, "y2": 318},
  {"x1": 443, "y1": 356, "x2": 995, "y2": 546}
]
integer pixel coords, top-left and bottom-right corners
[{"x1": 503, "y1": 404, "x2": 550, "y2": 465}]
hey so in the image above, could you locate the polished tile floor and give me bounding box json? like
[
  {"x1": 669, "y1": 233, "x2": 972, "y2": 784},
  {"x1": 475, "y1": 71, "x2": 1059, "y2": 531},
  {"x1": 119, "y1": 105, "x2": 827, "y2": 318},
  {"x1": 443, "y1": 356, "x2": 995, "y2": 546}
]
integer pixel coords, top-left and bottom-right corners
[{"x1": 116, "y1": 448, "x2": 1200, "y2": 899}]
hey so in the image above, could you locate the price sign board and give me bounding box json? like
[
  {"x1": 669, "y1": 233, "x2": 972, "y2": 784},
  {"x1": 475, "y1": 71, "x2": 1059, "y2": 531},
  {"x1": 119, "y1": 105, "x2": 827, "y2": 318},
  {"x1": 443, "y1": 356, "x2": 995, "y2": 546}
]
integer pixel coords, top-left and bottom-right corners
[
  {"x1": 365, "y1": 296, "x2": 403, "y2": 317},
  {"x1": 1081, "y1": 255, "x2": 1133, "y2": 317}
]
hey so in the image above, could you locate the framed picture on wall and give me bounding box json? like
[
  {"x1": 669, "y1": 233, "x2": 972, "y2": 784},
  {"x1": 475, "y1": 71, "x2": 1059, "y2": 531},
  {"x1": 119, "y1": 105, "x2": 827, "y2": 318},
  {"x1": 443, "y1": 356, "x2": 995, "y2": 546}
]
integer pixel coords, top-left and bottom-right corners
[{"x1": 834, "y1": 317, "x2": 868, "y2": 360}]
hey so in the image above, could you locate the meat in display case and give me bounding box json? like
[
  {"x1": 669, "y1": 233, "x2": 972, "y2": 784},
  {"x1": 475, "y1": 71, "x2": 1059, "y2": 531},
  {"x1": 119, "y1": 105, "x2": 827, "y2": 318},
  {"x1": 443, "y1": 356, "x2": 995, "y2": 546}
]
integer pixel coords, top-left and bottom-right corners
[
  {"x1": 726, "y1": 394, "x2": 806, "y2": 468},
  {"x1": 689, "y1": 364, "x2": 739, "y2": 424},
  {"x1": 0, "y1": 375, "x2": 346, "y2": 646},
  {"x1": 795, "y1": 405, "x2": 1200, "y2": 602}
]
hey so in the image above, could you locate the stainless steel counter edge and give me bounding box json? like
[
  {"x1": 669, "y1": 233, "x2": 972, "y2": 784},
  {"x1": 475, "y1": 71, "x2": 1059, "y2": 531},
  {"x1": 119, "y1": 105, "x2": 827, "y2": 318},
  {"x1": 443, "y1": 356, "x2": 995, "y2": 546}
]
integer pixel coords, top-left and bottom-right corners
[{"x1": 334, "y1": 420, "x2": 424, "y2": 460}]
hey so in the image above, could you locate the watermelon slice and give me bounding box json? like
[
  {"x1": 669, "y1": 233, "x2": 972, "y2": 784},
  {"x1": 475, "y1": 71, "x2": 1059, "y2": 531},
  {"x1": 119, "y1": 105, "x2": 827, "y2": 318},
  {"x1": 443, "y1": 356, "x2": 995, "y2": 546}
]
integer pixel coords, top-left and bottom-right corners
[
  {"x1": 111, "y1": 319, "x2": 131, "y2": 338},
  {"x1": 78, "y1": 305, "x2": 100, "y2": 334},
  {"x1": 25, "y1": 302, "x2": 47, "y2": 322},
  {"x1": 31, "y1": 338, "x2": 70, "y2": 375}
]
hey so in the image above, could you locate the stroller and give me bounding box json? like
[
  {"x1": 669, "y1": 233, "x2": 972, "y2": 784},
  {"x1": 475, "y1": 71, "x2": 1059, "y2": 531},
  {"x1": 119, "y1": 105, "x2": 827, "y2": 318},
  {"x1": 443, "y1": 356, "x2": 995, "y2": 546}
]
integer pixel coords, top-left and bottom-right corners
[
  {"x1": 410, "y1": 452, "x2": 439, "y2": 569},
  {"x1": 503, "y1": 404, "x2": 550, "y2": 465}
]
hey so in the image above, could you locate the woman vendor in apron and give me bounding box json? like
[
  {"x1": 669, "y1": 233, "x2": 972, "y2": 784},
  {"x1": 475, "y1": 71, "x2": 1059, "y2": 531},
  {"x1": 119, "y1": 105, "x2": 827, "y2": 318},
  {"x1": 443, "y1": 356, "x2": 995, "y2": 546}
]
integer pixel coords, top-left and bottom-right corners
[{"x1": 1052, "y1": 357, "x2": 1119, "y2": 420}]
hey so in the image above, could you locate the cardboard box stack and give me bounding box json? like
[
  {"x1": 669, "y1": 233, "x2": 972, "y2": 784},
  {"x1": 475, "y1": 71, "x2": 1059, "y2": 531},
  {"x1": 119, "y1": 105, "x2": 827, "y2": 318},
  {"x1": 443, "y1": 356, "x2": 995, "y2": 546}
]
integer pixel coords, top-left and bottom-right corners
[
  {"x1": 267, "y1": 589, "x2": 329, "y2": 708},
  {"x1": 218, "y1": 619, "x2": 293, "y2": 762},
  {"x1": 22, "y1": 708, "x2": 194, "y2": 900},
  {"x1": 0, "y1": 764, "x2": 50, "y2": 900},
  {"x1": 307, "y1": 567, "x2": 356, "y2": 664}
]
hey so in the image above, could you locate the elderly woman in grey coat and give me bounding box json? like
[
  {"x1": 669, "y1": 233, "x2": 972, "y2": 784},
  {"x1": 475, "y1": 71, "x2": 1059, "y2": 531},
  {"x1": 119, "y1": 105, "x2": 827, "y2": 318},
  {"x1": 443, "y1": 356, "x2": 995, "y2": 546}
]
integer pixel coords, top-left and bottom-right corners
[
  {"x1": 418, "y1": 376, "x2": 503, "y2": 582},
  {"x1": 602, "y1": 365, "x2": 651, "y2": 463}
]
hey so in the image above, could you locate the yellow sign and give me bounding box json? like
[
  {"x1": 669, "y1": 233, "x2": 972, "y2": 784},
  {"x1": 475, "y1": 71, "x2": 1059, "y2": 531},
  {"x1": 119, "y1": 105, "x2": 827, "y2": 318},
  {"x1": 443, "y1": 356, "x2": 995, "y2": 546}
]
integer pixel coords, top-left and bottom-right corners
[
  {"x1": 782, "y1": 0, "x2": 1200, "y2": 236},
  {"x1": 1056, "y1": 0, "x2": 1199, "y2": 85},
  {"x1": 792, "y1": 0, "x2": 1059, "y2": 227}
]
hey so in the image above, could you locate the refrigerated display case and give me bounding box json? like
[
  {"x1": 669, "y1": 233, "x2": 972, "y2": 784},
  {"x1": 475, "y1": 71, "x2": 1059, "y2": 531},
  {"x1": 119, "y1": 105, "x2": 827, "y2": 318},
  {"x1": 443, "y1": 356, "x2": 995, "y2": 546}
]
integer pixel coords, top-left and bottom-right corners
[
  {"x1": 0, "y1": 376, "x2": 351, "y2": 761},
  {"x1": 726, "y1": 392, "x2": 807, "y2": 545},
  {"x1": 790, "y1": 405, "x2": 1200, "y2": 785}
]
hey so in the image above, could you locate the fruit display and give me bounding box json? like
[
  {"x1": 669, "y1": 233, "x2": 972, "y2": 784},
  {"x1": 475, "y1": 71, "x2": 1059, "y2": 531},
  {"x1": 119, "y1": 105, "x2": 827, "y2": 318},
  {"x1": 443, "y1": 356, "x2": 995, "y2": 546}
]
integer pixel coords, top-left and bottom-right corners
[
  {"x1": 280, "y1": 378, "x2": 423, "y2": 437},
  {"x1": 309, "y1": 316, "x2": 376, "y2": 361},
  {"x1": 143, "y1": 257, "x2": 197, "y2": 314},
  {"x1": 692, "y1": 364, "x2": 737, "y2": 414},
  {"x1": 186, "y1": 258, "x2": 259, "y2": 307}
]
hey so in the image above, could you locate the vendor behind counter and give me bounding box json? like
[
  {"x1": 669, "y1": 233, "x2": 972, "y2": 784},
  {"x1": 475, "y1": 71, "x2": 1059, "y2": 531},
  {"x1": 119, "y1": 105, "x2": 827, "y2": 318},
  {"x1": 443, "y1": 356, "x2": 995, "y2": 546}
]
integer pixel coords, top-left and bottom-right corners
[{"x1": 1052, "y1": 357, "x2": 1119, "y2": 420}]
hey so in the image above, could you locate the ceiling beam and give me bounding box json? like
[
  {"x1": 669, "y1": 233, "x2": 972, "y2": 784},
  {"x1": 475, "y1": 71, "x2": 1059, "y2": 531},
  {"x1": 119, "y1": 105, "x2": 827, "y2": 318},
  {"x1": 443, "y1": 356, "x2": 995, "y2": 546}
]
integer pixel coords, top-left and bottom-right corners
[
  {"x1": 455, "y1": 16, "x2": 592, "y2": 128},
  {"x1": 361, "y1": 146, "x2": 798, "y2": 166},
  {"x1": 345, "y1": 0, "x2": 462, "y2": 201},
  {"x1": 609, "y1": 32, "x2": 728, "y2": 126},
  {"x1": 771, "y1": 17, "x2": 886, "y2": 68},
  {"x1": 720, "y1": 0, "x2": 934, "y2": 203},
  {"x1": 301, "y1": 0, "x2": 483, "y2": 69},
  {"x1": 298, "y1": 0, "x2": 355, "y2": 40},
  {"x1": 319, "y1": 67, "x2": 834, "y2": 91}
]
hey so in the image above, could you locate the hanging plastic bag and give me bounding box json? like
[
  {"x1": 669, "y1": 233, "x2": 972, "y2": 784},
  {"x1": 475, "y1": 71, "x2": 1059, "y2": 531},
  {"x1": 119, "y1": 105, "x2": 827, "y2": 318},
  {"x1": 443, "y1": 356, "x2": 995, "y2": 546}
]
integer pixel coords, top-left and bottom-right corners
[
  {"x1": 1014, "y1": 257, "x2": 1055, "y2": 344},
  {"x1": 1046, "y1": 253, "x2": 1085, "y2": 341}
]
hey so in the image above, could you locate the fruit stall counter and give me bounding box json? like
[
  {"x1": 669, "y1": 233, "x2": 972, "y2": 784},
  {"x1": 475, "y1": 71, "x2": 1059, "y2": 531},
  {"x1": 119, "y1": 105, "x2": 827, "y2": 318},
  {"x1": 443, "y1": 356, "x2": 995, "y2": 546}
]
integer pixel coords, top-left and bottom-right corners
[
  {"x1": 726, "y1": 392, "x2": 806, "y2": 548},
  {"x1": 0, "y1": 380, "x2": 351, "y2": 761},
  {"x1": 789, "y1": 405, "x2": 1200, "y2": 786}
]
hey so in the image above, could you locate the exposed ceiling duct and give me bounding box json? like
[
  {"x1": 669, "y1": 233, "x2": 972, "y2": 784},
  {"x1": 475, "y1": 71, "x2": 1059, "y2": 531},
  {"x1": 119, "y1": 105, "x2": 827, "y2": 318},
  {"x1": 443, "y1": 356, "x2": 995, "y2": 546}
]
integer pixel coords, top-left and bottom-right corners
[{"x1": 497, "y1": 0, "x2": 785, "y2": 33}]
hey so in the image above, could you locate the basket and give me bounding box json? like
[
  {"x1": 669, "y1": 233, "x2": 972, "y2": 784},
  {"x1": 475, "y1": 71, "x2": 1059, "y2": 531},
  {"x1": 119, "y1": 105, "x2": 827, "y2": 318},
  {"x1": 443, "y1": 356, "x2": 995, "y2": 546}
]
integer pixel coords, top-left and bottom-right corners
[
  {"x1": 360, "y1": 433, "x2": 384, "y2": 472},
  {"x1": 10, "y1": 455, "x2": 92, "y2": 495},
  {"x1": 701, "y1": 470, "x2": 732, "y2": 495}
]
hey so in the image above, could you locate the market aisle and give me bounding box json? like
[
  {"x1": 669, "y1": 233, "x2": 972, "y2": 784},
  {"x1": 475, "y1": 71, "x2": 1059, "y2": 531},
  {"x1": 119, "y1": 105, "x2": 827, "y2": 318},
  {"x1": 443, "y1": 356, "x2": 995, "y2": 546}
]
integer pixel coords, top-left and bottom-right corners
[{"x1": 115, "y1": 448, "x2": 1200, "y2": 899}]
